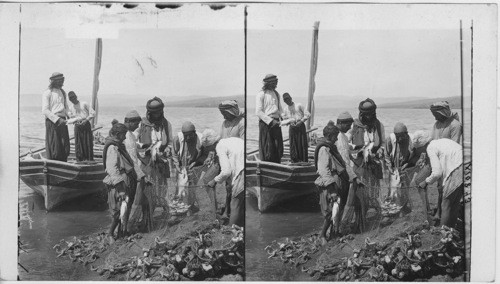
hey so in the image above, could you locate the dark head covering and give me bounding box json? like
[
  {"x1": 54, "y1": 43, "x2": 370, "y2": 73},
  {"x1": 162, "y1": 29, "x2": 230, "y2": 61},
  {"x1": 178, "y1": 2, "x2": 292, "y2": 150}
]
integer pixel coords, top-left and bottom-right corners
[
  {"x1": 218, "y1": 100, "x2": 241, "y2": 117},
  {"x1": 68, "y1": 91, "x2": 77, "y2": 100},
  {"x1": 146, "y1": 97, "x2": 165, "y2": 112},
  {"x1": 430, "y1": 101, "x2": 452, "y2": 118},
  {"x1": 358, "y1": 98, "x2": 377, "y2": 114},
  {"x1": 50, "y1": 72, "x2": 64, "y2": 81},
  {"x1": 282, "y1": 93, "x2": 291, "y2": 100},
  {"x1": 181, "y1": 121, "x2": 196, "y2": 133},
  {"x1": 393, "y1": 122, "x2": 408, "y2": 134},
  {"x1": 263, "y1": 74, "x2": 278, "y2": 82}
]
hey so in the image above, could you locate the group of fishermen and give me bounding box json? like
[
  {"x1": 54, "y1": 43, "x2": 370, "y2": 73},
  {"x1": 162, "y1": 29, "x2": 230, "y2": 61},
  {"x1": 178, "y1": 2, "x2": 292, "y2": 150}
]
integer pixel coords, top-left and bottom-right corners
[
  {"x1": 255, "y1": 74, "x2": 464, "y2": 244},
  {"x1": 42, "y1": 72, "x2": 245, "y2": 242},
  {"x1": 42, "y1": 71, "x2": 465, "y2": 243}
]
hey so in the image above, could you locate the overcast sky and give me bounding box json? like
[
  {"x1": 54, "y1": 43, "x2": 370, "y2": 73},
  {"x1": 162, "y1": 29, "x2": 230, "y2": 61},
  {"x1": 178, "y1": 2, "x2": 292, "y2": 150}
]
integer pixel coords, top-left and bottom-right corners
[
  {"x1": 18, "y1": 3, "x2": 493, "y2": 104},
  {"x1": 19, "y1": 4, "x2": 244, "y2": 101},
  {"x1": 247, "y1": 4, "x2": 484, "y2": 100}
]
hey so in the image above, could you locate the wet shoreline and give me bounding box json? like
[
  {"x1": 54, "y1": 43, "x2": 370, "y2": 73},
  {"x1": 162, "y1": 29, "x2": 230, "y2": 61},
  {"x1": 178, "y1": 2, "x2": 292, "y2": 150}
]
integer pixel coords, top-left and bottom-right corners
[{"x1": 18, "y1": 182, "x2": 109, "y2": 280}]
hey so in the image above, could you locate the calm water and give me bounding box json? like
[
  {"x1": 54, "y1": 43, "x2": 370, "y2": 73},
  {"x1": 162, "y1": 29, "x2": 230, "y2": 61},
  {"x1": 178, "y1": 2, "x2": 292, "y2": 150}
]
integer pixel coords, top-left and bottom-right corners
[
  {"x1": 245, "y1": 107, "x2": 472, "y2": 280},
  {"x1": 18, "y1": 106, "x2": 226, "y2": 280}
]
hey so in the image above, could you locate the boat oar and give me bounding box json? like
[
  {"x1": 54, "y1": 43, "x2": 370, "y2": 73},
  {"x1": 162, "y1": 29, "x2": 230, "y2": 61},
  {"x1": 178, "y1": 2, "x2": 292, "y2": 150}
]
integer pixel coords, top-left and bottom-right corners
[
  {"x1": 247, "y1": 127, "x2": 318, "y2": 156},
  {"x1": 19, "y1": 126, "x2": 103, "y2": 158}
]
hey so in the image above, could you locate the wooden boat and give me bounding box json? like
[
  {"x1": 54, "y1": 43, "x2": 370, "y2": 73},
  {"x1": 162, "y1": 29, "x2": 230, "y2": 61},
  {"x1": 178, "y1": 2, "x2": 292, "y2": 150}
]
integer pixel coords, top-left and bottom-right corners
[
  {"x1": 19, "y1": 39, "x2": 105, "y2": 211},
  {"x1": 246, "y1": 145, "x2": 318, "y2": 212},
  {"x1": 247, "y1": 22, "x2": 321, "y2": 212},
  {"x1": 19, "y1": 143, "x2": 106, "y2": 211}
]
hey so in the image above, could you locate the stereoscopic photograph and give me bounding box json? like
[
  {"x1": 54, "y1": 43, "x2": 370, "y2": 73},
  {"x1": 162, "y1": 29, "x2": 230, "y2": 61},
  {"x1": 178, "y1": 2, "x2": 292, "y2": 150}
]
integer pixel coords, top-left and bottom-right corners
[
  {"x1": 0, "y1": 1, "x2": 496, "y2": 283},
  {"x1": 16, "y1": 3, "x2": 244, "y2": 281},
  {"x1": 245, "y1": 3, "x2": 492, "y2": 282}
]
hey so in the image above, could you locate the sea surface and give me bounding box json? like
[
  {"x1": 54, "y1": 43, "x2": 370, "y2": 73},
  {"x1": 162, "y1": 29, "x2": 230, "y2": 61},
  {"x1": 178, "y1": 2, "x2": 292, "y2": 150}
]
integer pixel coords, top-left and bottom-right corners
[
  {"x1": 18, "y1": 106, "x2": 226, "y2": 280},
  {"x1": 245, "y1": 107, "x2": 472, "y2": 281}
]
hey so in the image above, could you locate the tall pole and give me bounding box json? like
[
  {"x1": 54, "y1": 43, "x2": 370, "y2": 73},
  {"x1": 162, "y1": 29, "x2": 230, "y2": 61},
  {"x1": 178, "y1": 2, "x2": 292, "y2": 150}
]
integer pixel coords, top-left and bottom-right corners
[
  {"x1": 306, "y1": 21, "x2": 320, "y2": 130},
  {"x1": 91, "y1": 38, "x2": 102, "y2": 128},
  {"x1": 460, "y1": 20, "x2": 464, "y2": 115},
  {"x1": 465, "y1": 19, "x2": 473, "y2": 283}
]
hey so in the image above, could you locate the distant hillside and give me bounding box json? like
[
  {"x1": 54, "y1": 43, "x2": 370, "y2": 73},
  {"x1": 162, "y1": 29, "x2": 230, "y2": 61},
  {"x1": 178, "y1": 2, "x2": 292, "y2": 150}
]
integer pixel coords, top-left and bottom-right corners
[
  {"x1": 167, "y1": 95, "x2": 245, "y2": 108},
  {"x1": 247, "y1": 95, "x2": 429, "y2": 109},
  {"x1": 19, "y1": 93, "x2": 239, "y2": 108},
  {"x1": 378, "y1": 96, "x2": 467, "y2": 109}
]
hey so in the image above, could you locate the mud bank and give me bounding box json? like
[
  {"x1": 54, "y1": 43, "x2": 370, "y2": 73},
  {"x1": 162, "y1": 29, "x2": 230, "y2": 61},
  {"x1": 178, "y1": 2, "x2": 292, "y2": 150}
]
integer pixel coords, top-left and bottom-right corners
[
  {"x1": 265, "y1": 184, "x2": 466, "y2": 281},
  {"x1": 51, "y1": 183, "x2": 243, "y2": 281}
]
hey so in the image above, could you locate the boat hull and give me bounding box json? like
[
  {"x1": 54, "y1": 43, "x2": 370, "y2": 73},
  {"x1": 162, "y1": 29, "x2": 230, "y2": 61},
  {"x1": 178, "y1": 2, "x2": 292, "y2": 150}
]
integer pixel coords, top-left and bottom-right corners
[
  {"x1": 245, "y1": 158, "x2": 318, "y2": 212},
  {"x1": 19, "y1": 158, "x2": 106, "y2": 211}
]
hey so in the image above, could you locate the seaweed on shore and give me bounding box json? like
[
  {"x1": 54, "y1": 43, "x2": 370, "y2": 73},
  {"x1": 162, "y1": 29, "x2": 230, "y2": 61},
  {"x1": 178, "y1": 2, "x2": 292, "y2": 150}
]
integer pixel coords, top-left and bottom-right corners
[{"x1": 301, "y1": 222, "x2": 465, "y2": 281}]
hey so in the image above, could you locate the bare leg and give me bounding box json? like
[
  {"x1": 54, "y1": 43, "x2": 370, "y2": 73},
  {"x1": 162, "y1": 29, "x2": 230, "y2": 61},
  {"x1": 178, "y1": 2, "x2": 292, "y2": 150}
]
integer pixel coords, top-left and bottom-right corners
[
  {"x1": 418, "y1": 187, "x2": 432, "y2": 223},
  {"x1": 205, "y1": 186, "x2": 217, "y2": 220},
  {"x1": 320, "y1": 218, "x2": 331, "y2": 245},
  {"x1": 437, "y1": 185, "x2": 443, "y2": 218}
]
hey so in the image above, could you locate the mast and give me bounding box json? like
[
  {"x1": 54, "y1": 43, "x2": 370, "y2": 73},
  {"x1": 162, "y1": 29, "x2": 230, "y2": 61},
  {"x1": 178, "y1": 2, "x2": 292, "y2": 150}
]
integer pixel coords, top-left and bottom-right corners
[
  {"x1": 91, "y1": 38, "x2": 102, "y2": 128},
  {"x1": 306, "y1": 21, "x2": 320, "y2": 130}
]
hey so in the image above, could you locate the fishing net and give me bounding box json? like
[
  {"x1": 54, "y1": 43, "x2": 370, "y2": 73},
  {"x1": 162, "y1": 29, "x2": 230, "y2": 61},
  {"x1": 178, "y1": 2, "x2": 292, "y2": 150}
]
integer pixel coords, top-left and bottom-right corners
[
  {"x1": 304, "y1": 222, "x2": 466, "y2": 281},
  {"x1": 84, "y1": 222, "x2": 243, "y2": 281},
  {"x1": 267, "y1": 161, "x2": 471, "y2": 281},
  {"x1": 148, "y1": 161, "x2": 221, "y2": 234}
]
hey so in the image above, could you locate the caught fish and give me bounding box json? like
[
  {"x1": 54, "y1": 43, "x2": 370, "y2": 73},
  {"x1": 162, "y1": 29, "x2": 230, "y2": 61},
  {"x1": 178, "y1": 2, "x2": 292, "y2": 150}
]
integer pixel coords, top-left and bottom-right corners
[
  {"x1": 177, "y1": 168, "x2": 189, "y2": 198},
  {"x1": 331, "y1": 197, "x2": 340, "y2": 229},
  {"x1": 389, "y1": 169, "x2": 401, "y2": 200},
  {"x1": 120, "y1": 196, "x2": 129, "y2": 226},
  {"x1": 363, "y1": 142, "x2": 374, "y2": 162}
]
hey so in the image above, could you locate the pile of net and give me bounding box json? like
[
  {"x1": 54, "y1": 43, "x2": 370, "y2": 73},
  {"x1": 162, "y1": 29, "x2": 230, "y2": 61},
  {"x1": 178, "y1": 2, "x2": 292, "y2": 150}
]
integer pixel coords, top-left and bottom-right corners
[
  {"x1": 303, "y1": 221, "x2": 464, "y2": 281},
  {"x1": 53, "y1": 233, "x2": 143, "y2": 266},
  {"x1": 89, "y1": 223, "x2": 243, "y2": 281}
]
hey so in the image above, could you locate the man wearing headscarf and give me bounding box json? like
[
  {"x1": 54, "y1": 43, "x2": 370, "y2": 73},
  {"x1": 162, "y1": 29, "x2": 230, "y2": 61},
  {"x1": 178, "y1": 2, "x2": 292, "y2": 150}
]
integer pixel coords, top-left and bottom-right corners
[
  {"x1": 430, "y1": 101, "x2": 461, "y2": 143},
  {"x1": 314, "y1": 121, "x2": 349, "y2": 244},
  {"x1": 218, "y1": 100, "x2": 244, "y2": 219},
  {"x1": 206, "y1": 135, "x2": 245, "y2": 227},
  {"x1": 256, "y1": 74, "x2": 283, "y2": 163},
  {"x1": 413, "y1": 132, "x2": 463, "y2": 228},
  {"x1": 384, "y1": 122, "x2": 413, "y2": 214},
  {"x1": 42, "y1": 72, "x2": 70, "y2": 161},
  {"x1": 172, "y1": 121, "x2": 203, "y2": 213},
  {"x1": 136, "y1": 97, "x2": 173, "y2": 211},
  {"x1": 350, "y1": 98, "x2": 385, "y2": 218},
  {"x1": 103, "y1": 120, "x2": 137, "y2": 242},
  {"x1": 123, "y1": 110, "x2": 151, "y2": 233},
  {"x1": 219, "y1": 100, "x2": 245, "y2": 139},
  {"x1": 429, "y1": 101, "x2": 462, "y2": 220},
  {"x1": 281, "y1": 93, "x2": 311, "y2": 163},
  {"x1": 67, "y1": 91, "x2": 95, "y2": 162},
  {"x1": 335, "y1": 112, "x2": 363, "y2": 233}
]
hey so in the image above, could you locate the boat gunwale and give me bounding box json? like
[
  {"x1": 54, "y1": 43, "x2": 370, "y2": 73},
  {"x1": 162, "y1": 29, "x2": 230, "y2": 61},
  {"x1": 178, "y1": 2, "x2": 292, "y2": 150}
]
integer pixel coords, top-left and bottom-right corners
[{"x1": 245, "y1": 159, "x2": 316, "y2": 170}]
